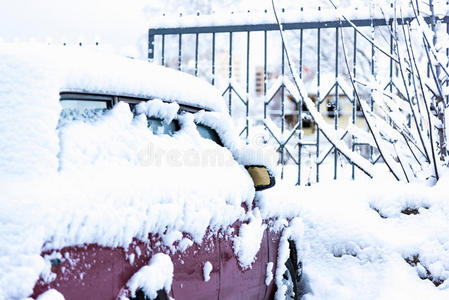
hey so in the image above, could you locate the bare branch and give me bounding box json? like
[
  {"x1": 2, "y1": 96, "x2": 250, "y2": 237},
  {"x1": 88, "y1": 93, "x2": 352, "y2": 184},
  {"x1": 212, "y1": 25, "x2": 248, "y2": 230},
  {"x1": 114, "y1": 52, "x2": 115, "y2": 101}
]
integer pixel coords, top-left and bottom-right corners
[
  {"x1": 271, "y1": 0, "x2": 374, "y2": 178},
  {"x1": 327, "y1": 0, "x2": 400, "y2": 64},
  {"x1": 338, "y1": 24, "x2": 401, "y2": 180}
]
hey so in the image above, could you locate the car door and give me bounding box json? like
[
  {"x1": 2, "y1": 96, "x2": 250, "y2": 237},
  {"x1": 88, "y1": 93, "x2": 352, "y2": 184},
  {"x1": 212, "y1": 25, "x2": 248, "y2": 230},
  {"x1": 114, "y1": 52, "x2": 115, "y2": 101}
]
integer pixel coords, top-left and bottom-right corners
[
  {"x1": 264, "y1": 225, "x2": 283, "y2": 300},
  {"x1": 218, "y1": 220, "x2": 269, "y2": 300},
  {"x1": 170, "y1": 232, "x2": 220, "y2": 300}
]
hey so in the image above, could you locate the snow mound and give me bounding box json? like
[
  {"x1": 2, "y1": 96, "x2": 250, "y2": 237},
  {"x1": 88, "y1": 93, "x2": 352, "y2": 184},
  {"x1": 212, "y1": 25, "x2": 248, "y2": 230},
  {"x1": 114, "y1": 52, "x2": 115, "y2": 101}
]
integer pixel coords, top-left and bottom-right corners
[
  {"x1": 265, "y1": 262, "x2": 274, "y2": 286},
  {"x1": 127, "y1": 253, "x2": 173, "y2": 299},
  {"x1": 0, "y1": 44, "x2": 61, "y2": 177},
  {"x1": 233, "y1": 209, "x2": 266, "y2": 269},
  {"x1": 0, "y1": 43, "x2": 226, "y2": 116},
  {"x1": 0, "y1": 97, "x2": 254, "y2": 299},
  {"x1": 203, "y1": 261, "x2": 213, "y2": 282},
  {"x1": 35, "y1": 289, "x2": 65, "y2": 300},
  {"x1": 135, "y1": 99, "x2": 179, "y2": 124},
  {"x1": 258, "y1": 179, "x2": 449, "y2": 299},
  {"x1": 194, "y1": 110, "x2": 278, "y2": 175}
]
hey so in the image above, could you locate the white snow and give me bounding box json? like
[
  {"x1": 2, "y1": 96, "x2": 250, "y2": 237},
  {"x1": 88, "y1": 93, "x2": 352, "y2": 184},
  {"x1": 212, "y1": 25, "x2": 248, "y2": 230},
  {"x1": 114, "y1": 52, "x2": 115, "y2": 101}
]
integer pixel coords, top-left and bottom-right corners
[
  {"x1": 47, "y1": 104, "x2": 255, "y2": 246},
  {"x1": 203, "y1": 261, "x2": 213, "y2": 282},
  {"x1": 0, "y1": 44, "x2": 61, "y2": 177},
  {"x1": 61, "y1": 47, "x2": 227, "y2": 113},
  {"x1": 0, "y1": 43, "x2": 226, "y2": 114},
  {"x1": 232, "y1": 209, "x2": 267, "y2": 269},
  {"x1": 127, "y1": 253, "x2": 174, "y2": 299},
  {"x1": 265, "y1": 262, "x2": 274, "y2": 286},
  {"x1": 2, "y1": 22, "x2": 449, "y2": 300},
  {"x1": 273, "y1": 223, "x2": 299, "y2": 300},
  {"x1": 178, "y1": 238, "x2": 194, "y2": 252},
  {"x1": 0, "y1": 44, "x2": 258, "y2": 299},
  {"x1": 162, "y1": 231, "x2": 183, "y2": 249},
  {"x1": 258, "y1": 177, "x2": 449, "y2": 300},
  {"x1": 35, "y1": 289, "x2": 65, "y2": 300},
  {"x1": 128, "y1": 253, "x2": 136, "y2": 265},
  {"x1": 147, "y1": 5, "x2": 418, "y2": 30},
  {"x1": 135, "y1": 99, "x2": 180, "y2": 124},
  {"x1": 194, "y1": 110, "x2": 278, "y2": 175}
]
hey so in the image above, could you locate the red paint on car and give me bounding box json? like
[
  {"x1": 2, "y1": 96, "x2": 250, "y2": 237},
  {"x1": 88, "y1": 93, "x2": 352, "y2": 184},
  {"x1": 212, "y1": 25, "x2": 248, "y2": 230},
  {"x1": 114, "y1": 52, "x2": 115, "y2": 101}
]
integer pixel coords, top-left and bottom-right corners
[{"x1": 32, "y1": 224, "x2": 281, "y2": 300}]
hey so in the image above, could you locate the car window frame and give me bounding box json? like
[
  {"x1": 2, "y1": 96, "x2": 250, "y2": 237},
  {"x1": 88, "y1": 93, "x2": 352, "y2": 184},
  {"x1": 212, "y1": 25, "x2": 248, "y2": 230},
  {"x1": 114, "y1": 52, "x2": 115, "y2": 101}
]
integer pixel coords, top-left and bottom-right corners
[
  {"x1": 59, "y1": 91, "x2": 223, "y2": 143},
  {"x1": 59, "y1": 91, "x2": 205, "y2": 114}
]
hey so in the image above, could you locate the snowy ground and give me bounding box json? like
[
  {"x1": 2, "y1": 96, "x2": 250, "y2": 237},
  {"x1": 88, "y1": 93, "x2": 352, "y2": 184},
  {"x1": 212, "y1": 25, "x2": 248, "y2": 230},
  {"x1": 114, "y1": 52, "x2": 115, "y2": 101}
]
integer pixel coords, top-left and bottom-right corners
[{"x1": 258, "y1": 175, "x2": 449, "y2": 300}]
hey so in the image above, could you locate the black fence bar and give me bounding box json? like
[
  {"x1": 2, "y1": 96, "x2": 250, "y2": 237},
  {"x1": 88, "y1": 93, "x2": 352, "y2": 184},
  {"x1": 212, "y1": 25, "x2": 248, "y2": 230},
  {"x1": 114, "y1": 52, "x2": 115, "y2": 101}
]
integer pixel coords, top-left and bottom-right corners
[
  {"x1": 351, "y1": 27, "x2": 357, "y2": 180},
  {"x1": 228, "y1": 32, "x2": 233, "y2": 116},
  {"x1": 316, "y1": 21, "x2": 321, "y2": 183},
  {"x1": 148, "y1": 16, "x2": 447, "y2": 37},
  {"x1": 298, "y1": 27, "x2": 304, "y2": 186},
  {"x1": 263, "y1": 30, "x2": 267, "y2": 120},
  {"x1": 177, "y1": 34, "x2": 182, "y2": 71},
  {"x1": 161, "y1": 34, "x2": 165, "y2": 65},
  {"x1": 194, "y1": 33, "x2": 199, "y2": 76},
  {"x1": 212, "y1": 32, "x2": 215, "y2": 85},
  {"x1": 148, "y1": 33, "x2": 154, "y2": 60},
  {"x1": 245, "y1": 31, "x2": 250, "y2": 140},
  {"x1": 334, "y1": 26, "x2": 339, "y2": 180}
]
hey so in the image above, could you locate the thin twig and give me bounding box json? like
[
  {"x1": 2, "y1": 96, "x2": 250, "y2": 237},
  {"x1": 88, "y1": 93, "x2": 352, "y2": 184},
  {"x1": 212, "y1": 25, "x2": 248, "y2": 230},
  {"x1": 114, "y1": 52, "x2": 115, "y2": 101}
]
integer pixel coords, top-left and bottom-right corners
[
  {"x1": 402, "y1": 21, "x2": 424, "y2": 125},
  {"x1": 409, "y1": 1, "x2": 449, "y2": 81},
  {"x1": 336, "y1": 22, "x2": 400, "y2": 180},
  {"x1": 407, "y1": 3, "x2": 440, "y2": 180},
  {"x1": 394, "y1": 9, "x2": 430, "y2": 164},
  {"x1": 394, "y1": 142, "x2": 410, "y2": 182},
  {"x1": 402, "y1": 132, "x2": 422, "y2": 167},
  {"x1": 328, "y1": 0, "x2": 400, "y2": 64}
]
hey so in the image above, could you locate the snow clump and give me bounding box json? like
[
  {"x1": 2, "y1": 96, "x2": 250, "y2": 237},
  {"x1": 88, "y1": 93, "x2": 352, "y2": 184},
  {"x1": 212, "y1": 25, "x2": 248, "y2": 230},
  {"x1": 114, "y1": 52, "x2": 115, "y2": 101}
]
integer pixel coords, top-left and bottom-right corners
[
  {"x1": 203, "y1": 261, "x2": 213, "y2": 282},
  {"x1": 232, "y1": 209, "x2": 267, "y2": 269},
  {"x1": 127, "y1": 253, "x2": 174, "y2": 299}
]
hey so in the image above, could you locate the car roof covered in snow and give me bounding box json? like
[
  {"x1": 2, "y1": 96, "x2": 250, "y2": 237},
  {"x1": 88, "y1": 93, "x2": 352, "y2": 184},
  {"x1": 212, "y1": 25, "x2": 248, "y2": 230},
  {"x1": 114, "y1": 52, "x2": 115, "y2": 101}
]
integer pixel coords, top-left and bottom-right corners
[{"x1": 0, "y1": 42, "x2": 226, "y2": 113}]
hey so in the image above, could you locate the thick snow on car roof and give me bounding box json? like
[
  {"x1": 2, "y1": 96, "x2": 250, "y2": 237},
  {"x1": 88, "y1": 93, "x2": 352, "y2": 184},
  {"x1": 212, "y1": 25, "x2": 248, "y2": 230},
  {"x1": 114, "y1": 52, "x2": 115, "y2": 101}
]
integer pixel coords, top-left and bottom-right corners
[
  {"x1": 62, "y1": 51, "x2": 227, "y2": 113},
  {"x1": 0, "y1": 42, "x2": 227, "y2": 113}
]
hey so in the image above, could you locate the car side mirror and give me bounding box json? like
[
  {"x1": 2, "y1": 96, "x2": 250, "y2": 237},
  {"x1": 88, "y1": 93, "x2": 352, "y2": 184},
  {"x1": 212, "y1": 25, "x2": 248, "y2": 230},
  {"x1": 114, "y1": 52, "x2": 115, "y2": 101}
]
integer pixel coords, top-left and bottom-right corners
[{"x1": 245, "y1": 166, "x2": 275, "y2": 191}]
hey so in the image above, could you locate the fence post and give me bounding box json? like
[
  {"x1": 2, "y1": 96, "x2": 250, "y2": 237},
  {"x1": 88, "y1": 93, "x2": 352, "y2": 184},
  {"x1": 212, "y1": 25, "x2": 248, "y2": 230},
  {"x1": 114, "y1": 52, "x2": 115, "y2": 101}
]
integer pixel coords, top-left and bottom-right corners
[{"x1": 148, "y1": 31, "x2": 155, "y2": 62}]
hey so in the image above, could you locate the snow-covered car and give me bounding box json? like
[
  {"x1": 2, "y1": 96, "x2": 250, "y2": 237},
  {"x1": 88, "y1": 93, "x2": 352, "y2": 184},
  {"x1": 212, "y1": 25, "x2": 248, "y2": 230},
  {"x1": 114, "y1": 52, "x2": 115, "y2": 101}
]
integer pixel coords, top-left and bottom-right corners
[{"x1": 0, "y1": 44, "x2": 302, "y2": 300}]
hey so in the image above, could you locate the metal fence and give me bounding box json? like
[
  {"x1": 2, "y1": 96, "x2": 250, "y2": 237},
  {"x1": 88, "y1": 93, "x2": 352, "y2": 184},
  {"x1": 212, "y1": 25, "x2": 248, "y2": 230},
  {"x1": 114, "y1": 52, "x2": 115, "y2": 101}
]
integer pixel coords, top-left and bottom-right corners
[{"x1": 148, "y1": 7, "x2": 449, "y2": 185}]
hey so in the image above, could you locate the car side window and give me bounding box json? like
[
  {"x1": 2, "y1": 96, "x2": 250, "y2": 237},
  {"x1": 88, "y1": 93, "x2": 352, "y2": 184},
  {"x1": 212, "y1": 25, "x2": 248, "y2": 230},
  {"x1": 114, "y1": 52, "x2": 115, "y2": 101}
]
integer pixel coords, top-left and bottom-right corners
[
  {"x1": 147, "y1": 117, "x2": 179, "y2": 136},
  {"x1": 59, "y1": 98, "x2": 112, "y2": 126},
  {"x1": 196, "y1": 123, "x2": 223, "y2": 146},
  {"x1": 58, "y1": 93, "x2": 218, "y2": 144},
  {"x1": 60, "y1": 99, "x2": 109, "y2": 110},
  {"x1": 60, "y1": 92, "x2": 113, "y2": 108}
]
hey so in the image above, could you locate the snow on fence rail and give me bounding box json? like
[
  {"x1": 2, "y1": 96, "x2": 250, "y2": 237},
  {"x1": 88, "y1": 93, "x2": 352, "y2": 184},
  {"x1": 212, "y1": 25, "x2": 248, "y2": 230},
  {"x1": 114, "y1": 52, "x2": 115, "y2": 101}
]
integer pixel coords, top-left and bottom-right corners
[{"x1": 148, "y1": 3, "x2": 449, "y2": 185}]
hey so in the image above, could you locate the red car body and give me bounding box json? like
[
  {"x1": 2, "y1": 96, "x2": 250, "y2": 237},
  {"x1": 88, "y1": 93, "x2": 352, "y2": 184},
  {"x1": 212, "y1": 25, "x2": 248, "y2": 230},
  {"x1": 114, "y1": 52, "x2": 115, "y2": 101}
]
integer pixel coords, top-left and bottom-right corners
[
  {"x1": 30, "y1": 94, "x2": 291, "y2": 300},
  {"x1": 32, "y1": 221, "x2": 283, "y2": 300},
  {"x1": 27, "y1": 72, "x2": 298, "y2": 300},
  {"x1": 1, "y1": 46, "x2": 301, "y2": 300}
]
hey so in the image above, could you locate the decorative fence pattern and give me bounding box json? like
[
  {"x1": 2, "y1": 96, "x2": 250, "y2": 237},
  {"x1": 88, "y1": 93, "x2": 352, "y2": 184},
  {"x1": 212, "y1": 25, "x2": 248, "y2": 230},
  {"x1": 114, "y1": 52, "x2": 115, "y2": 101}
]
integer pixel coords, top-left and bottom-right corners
[{"x1": 148, "y1": 7, "x2": 449, "y2": 185}]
